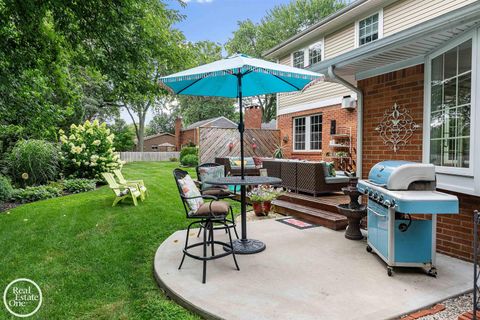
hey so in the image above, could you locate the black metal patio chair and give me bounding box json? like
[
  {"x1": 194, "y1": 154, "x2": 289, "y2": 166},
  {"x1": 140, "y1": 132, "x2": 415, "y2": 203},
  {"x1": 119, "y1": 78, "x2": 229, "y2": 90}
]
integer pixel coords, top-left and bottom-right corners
[
  {"x1": 173, "y1": 168, "x2": 240, "y2": 284},
  {"x1": 196, "y1": 163, "x2": 240, "y2": 239}
]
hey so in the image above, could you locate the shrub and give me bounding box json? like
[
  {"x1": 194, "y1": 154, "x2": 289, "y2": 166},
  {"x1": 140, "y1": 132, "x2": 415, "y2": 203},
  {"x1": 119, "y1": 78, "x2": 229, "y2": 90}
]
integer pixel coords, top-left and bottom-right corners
[
  {"x1": 180, "y1": 147, "x2": 197, "y2": 161},
  {"x1": 8, "y1": 139, "x2": 60, "y2": 186},
  {"x1": 180, "y1": 154, "x2": 198, "y2": 167},
  {"x1": 60, "y1": 119, "x2": 124, "y2": 179},
  {"x1": 0, "y1": 175, "x2": 14, "y2": 203},
  {"x1": 169, "y1": 157, "x2": 178, "y2": 162},
  {"x1": 63, "y1": 178, "x2": 97, "y2": 194},
  {"x1": 11, "y1": 186, "x2": 62, "y2": 203}
]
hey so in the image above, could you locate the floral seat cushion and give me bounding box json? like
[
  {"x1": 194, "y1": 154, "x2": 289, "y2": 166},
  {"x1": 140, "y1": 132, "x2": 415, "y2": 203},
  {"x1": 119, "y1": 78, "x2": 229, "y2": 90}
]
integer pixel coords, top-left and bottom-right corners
[{"x1": 178, "y1": 174, "x2": 204, "y2": 211}]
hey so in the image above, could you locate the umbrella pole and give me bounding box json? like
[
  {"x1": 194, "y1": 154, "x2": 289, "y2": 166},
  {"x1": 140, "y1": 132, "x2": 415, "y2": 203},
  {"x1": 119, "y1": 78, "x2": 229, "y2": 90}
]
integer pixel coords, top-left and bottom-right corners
[{"x1": 238, "y1": 75, "x2": 247, "y2": 241}]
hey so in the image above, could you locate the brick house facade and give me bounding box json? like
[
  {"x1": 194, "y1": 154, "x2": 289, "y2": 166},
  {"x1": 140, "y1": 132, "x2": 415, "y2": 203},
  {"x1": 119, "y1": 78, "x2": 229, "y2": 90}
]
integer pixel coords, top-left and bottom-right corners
[
  {"x1": 358, "y1": 64, "x2": 476, "y2": 262},
  {"x1": 277, "y1": 104, "x2": 357, "y2": 166}
]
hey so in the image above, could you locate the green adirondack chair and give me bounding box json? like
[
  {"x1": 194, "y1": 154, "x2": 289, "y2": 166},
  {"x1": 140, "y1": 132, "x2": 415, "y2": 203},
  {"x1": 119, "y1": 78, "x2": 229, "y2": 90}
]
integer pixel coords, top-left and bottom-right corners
[
  {"x1": 113, "y1": 169, "x2": 148, "y2": 200},
  {"x1": 102, "y1": 172, "x2": 142, "y2": 207}
]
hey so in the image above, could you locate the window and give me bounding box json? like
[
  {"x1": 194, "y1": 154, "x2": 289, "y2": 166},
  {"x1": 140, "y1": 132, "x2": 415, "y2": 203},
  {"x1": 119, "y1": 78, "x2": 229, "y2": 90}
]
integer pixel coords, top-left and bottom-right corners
[
  {"x1": 429, "y1": 39, "x2": 472, "y2": 169},
  {"x1": 357, "y1": 12, "x2": 381, "y2": 46},
  {"x1": 309, "y1": 42, "x2": 323, "y2": 66},
  {"x1": 292, "y1": 50, "x2": 305, "y2": 68},
  {"x1": 293, "y1": 114, "x2": 322, "y2": 151}
]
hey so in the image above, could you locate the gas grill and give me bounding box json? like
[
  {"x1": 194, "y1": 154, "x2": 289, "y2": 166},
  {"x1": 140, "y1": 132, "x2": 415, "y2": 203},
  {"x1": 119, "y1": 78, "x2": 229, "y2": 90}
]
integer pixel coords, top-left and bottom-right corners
[{"x1": 357, "y1": 161, "x2": 459, "y2": 277}]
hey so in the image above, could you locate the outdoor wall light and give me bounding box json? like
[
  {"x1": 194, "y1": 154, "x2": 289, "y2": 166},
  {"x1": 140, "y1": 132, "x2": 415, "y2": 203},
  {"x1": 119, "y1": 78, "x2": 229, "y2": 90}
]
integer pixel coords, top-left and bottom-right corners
[
  {"x1": 282, "y1": 135, "x2": 289, "y2": 143},
  {"x1": 228, "y1": 141, "x2": 234, "y2": 151},
  {"x1": 252, "y1": 138, "x2": 257, "y2": 151},
  {"x1": 341, "y1": 95, "x2": 356, "y2": 111}
]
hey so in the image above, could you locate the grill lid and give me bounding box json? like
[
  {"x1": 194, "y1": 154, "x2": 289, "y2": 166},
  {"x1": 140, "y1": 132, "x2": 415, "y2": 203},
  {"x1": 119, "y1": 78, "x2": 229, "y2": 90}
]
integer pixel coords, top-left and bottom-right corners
[{"x1": 368, "y1": 160, "x2": 436, "y2": 190}]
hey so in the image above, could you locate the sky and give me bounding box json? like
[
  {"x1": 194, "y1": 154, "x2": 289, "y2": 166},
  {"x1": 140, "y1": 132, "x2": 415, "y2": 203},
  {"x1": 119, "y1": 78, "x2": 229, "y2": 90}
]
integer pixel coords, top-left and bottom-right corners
[{"x1": 121, "y1": 0, "x2": 292, "y2": 124}]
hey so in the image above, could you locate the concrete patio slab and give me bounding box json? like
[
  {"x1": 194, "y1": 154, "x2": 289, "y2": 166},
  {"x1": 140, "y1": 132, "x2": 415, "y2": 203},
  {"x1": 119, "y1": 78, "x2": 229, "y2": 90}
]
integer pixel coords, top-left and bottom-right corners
[{"x1": 154, "y1": 219, "x2": 473, "y2": 320}]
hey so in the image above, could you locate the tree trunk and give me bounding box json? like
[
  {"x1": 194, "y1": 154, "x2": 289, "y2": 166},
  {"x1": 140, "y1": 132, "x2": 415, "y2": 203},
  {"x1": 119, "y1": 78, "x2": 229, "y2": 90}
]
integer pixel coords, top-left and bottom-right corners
[{"x1": 137, "y1": 112, "x2": 145, "y2": 152}]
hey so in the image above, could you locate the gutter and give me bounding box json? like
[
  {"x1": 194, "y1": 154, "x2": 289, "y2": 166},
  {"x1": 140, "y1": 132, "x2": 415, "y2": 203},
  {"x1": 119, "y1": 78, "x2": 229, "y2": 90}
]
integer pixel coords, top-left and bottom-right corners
[{"x1": 327, "y1": 66, "x2": 363, "y2": 179}]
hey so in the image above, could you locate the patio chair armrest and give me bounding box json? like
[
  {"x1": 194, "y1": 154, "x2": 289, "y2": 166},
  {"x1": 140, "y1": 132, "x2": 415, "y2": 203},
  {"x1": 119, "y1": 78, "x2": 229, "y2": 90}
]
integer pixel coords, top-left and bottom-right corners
[{"x1": 181, "y1": 194, "x2": 219, "y2": 201}]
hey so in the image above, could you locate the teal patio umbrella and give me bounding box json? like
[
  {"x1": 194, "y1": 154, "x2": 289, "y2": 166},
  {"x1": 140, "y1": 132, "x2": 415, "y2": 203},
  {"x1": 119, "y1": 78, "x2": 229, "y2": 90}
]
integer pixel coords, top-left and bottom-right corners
[{"x1": 160, "y1": 53, "x2": 322, "y2": 252}]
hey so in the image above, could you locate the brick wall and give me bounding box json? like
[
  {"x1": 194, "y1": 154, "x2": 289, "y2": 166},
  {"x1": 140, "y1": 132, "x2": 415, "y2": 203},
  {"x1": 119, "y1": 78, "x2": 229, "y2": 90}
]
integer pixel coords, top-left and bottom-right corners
[
  {"x1": 179, "y1": 128, "x2": 198, "y2": 147},
  {"x1": 358, "y1": 64, "x2": 476, "y2": 262},
  {"x1": 244, "y1": 105, "x2": 262, "y2": 129},
  {"x1": 358, "y1": 64, "x2": 424, "y2": 176},
  {"x1": 277, "y1": 104, "x2": 357, "y2": 166}
]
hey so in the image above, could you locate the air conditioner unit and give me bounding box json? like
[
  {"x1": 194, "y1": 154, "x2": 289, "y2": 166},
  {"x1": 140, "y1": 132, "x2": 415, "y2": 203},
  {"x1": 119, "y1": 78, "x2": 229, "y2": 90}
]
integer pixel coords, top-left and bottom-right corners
[{"x1": 341, "y1": 95, "x2": 356, "y2": 110}]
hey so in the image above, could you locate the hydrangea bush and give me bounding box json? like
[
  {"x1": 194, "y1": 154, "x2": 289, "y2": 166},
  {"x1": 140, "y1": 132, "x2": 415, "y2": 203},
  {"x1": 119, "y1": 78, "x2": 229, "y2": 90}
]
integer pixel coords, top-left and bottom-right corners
[{"x1": 60, "y1": 120, "x2": 124, "y2": 179}]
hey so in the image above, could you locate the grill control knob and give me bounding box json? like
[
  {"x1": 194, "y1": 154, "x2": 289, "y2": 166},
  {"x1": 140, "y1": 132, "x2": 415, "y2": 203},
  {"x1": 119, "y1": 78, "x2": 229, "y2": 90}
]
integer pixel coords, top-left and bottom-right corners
[
  {"x1": 373, "y1": 192, "x2": 379, "y2": 200},
  {"x1": 368, "y1": 191, "x2": 374, "y2": 198},
  {"x1": 390, "y1": 200, "x2": 396, "y2": 208},
  {"x1": 383, "y1": 200, "x2": 391, "y2": 207},
  {"x1": 379, "y1": 195, "x2": 384, "y2": 202},
  {"x1": 363, "y1": 188, "x2": 369, "y2": 195}
]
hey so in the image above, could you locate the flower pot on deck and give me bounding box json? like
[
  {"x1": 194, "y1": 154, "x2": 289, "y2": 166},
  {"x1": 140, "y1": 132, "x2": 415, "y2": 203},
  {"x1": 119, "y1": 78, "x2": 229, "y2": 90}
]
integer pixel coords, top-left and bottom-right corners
[
  {"x1": 263, "y1": 201, "x2": 272, "y2": 214},
  {"x1": 253, "y1": 202, "x2": 264, "y2": 216}
]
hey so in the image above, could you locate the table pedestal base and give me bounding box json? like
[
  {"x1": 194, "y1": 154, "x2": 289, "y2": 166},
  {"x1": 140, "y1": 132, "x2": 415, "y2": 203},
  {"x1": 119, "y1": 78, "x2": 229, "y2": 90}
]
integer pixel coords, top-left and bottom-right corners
[{"x1": 223, "y1": 239, "x2": 266, "y2": 254}]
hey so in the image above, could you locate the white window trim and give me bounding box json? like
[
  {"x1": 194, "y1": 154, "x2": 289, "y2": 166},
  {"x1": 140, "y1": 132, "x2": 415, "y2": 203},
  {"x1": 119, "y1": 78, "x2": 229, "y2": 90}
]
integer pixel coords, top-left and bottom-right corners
[
  {"x1": 422, "y1": 29, "x2": 477, "y2": 178},
  {"x1": 354, "y1": 9, "x2": 383, "y2": 49},
  {"x1": 290, "y1": 39, "x2": 324, "y2": 68},
  {"x1": 292, "y1": 114, "x2": 322, "y2": 152}
]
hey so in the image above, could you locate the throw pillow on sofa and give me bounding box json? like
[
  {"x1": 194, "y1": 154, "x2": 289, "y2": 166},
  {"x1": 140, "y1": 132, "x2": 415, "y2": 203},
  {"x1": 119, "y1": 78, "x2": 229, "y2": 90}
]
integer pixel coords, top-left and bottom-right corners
[{"x1": 178, "y1": 174, "x2": 203, "y2": 211}]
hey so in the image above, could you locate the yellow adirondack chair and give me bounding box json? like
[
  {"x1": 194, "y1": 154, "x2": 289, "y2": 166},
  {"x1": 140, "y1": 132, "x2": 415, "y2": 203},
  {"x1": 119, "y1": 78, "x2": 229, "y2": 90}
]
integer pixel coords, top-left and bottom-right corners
[
  {"x1": 113, "y1": 169, "x2": 148, "y2": 200},
  {"x1": 102, "y1": 172, "x2": 142, "y2": 207}
]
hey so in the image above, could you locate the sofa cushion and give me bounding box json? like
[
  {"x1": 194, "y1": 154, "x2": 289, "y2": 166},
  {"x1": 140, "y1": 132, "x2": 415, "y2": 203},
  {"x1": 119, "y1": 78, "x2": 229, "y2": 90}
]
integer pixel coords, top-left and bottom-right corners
[
  {"x1": 230, "y1": 157, "x2": 256, "y2": 169},
  {"x1": 198, "y1": 165, "x2": 226, "y2": 190},
  {"x1": 325, "y1": 176, "x2": 350, "y2": 184}
]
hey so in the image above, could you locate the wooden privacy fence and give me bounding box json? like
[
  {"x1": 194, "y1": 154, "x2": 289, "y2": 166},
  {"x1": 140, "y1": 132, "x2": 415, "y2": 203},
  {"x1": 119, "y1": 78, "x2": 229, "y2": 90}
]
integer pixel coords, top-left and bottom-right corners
[
  {"x1": 120, "y1": 152, "x2": 179, "y2": 163},
  {"x1": 199, "y1": 127, "x2": 280, "y2": 163}
]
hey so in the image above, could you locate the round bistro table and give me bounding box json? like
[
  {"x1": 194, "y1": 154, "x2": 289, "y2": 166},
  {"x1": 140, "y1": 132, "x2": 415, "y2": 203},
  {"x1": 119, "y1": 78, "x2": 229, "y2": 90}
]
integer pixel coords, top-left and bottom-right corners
[{"x1": 203, "y1": 176, "x2": 282, "y2": 254}]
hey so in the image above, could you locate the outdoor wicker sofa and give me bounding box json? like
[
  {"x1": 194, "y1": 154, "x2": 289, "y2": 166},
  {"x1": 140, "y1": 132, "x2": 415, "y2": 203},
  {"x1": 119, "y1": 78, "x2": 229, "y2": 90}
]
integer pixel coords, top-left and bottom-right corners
[
  {"x1": 215, "y1": 157, "x2": 261, "y2": 176},
  {"x1": 262, "y1": 159, "x2": 350, "y2": 195}
]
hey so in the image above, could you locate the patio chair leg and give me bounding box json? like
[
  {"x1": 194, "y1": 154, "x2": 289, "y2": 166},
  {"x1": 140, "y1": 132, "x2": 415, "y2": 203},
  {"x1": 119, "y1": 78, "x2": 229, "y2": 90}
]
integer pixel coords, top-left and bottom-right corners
[
  {"x1": 224, "y1": 220, "x2": 240, "y2": 271},
  {"x1": 197, "y1": 225, "x2": 202, "y2": 238},
  {"x1": 202, "y1": 220, "x2": 208, "y2": 284},
  {"x1": 210, "y1": 220, "x2": 215, "y2": 256},
  {"x1": 178, "y1": 221, "x2": 195, "y2": 270},
  {"x1": 230, "y1": 208, "x2": 239, "y2": 239}
]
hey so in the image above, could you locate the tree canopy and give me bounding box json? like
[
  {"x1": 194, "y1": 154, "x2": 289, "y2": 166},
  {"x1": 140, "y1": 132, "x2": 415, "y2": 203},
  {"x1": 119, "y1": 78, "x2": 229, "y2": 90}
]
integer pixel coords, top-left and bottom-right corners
[{"x1": 225, "y1": 0, "x2": 347, "y2": 122}]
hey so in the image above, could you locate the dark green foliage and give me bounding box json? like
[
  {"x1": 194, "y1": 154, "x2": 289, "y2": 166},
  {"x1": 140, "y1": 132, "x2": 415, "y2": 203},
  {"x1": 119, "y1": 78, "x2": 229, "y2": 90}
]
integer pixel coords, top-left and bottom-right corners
[
  {"x1": 8, "y1": 140, "x2": 60, "y2": 186},
  {"x1": 109, "y1": 119, "x2": 135, "y2": 152},
  {"x1": 0, "y1": 175, "x2": 14, "y2": 203},
  {"x1": 179, "y1": 147, "x2": 197, "y2": 161},
  {"x1": 63, "y1": 178, "x2": 97, "y2": 194},
  {"x1": 180, "y1": 154, "x2": 198, "y2": 167},
  {"x1": 169, "y1": 157, "x2": 178, "y2": 162},
  {"x1": 11, "y1": 185, "x2": 63, "y2": 203}
]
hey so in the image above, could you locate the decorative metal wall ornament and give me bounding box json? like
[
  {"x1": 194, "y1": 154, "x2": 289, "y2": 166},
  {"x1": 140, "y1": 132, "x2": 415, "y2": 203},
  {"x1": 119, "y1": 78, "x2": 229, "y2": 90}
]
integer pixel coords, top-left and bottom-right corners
[{"x1": 375, "y1": 102, "x2": 421, "y2": 152}]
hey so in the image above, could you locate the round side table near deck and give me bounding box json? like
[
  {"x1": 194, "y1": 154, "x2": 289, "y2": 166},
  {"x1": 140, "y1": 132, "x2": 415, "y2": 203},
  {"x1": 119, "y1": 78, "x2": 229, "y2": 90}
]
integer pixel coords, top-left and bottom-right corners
[{"x1": 203, "y1": 176, "x2": 282, "y2": 254}]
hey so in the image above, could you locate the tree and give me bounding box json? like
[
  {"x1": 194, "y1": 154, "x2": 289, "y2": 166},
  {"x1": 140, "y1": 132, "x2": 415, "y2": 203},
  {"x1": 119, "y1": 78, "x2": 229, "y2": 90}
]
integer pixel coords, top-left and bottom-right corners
[
  {"x1": 147, "y1": 112, "x2": 176, "y2": 136},
  {"x1": 0, "y1": 0, "x2": 189, "y2": 153},
  {"x1": 177, "y1": 96, "x2": 237, "y2": 126},
  {"x1": 225, "y1": 0, "x2": 346, "y2": 122},
  {"x1": 109, "y1": 119, "x2": 135, "y2": 152}
]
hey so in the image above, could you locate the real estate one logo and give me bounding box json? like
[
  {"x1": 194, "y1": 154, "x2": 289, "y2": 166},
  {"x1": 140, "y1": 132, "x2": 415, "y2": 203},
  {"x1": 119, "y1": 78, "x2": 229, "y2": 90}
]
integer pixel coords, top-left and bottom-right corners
[{"x1": 3, "y1": 278, "x2": 42, "y2": 318}]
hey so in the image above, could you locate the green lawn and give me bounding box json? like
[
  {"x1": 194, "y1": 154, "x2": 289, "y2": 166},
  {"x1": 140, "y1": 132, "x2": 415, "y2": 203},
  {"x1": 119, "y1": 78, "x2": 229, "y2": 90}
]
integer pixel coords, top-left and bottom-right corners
[{"x1": 0, "y1": 162, "x2": 237, "y2": 320}]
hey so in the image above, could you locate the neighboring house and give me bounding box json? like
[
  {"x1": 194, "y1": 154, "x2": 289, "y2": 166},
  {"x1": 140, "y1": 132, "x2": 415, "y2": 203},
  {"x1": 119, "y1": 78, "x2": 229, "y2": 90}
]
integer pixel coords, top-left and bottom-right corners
[
  {"x1": 265, "y1": 0, "x2": 479, "y2": 262},
  {"x1": 174, "y1": 116, "x2": 238, "y2": 149},
  {"x1": 136, "y1": 133, "x2": 176, "y2": 152}
]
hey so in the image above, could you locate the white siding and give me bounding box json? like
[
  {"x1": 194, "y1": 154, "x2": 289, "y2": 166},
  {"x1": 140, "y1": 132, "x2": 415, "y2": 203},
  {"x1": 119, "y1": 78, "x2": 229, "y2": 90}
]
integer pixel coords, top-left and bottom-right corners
[
  {"x1": 383, "y1": 0, "x2": 475, "y2": 36},
  {"x1": 277, "y1": 54, "x2": 353, "y2": 111},
  {"x1": 324, "y1": 23, "x2": 355, "y2": 59}
]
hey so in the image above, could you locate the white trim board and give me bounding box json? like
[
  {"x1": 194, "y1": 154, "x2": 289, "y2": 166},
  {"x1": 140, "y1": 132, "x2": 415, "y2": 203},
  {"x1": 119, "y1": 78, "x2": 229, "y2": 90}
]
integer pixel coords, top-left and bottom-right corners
[
  {"x1": 277, "y1": 93, "x2": 357, "y2": 116},
  {"x1": 355, "y1": 56, "x2": 425, "y2": 80}
]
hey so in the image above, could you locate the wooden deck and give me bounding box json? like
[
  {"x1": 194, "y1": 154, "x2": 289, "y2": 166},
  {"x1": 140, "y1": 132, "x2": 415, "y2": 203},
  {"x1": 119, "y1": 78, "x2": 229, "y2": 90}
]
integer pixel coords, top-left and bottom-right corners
[{"x1": 272, "y1": 192, "x2": 349, "y2": 230}]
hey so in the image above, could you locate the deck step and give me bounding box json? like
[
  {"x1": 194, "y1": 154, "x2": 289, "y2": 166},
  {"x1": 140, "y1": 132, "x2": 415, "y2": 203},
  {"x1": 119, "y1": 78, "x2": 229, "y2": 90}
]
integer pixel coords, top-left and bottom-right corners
[
  {"x1": 277, "y1": 192, "x2": 345, "y2": 213},
  {"x1": 272, "y1": 199, "x2": 348, "y2": 231}
]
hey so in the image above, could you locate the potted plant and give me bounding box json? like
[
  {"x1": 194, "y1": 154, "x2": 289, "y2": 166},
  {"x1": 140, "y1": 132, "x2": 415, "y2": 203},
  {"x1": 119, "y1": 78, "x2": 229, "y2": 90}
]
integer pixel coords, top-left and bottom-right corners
[
  {"x1": 248, "y1": 186, "x2": 285, "y2": 216},
  {"x1": 248, "y1": 187, "x2": 268, "y2": 216}
]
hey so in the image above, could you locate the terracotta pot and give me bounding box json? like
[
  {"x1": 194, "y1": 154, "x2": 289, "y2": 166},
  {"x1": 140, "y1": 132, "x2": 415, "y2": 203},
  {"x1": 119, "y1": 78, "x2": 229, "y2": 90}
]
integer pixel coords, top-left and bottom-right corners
[
  {"x1": 263, "y1": 201, "x2": 272, "y2": 214},
  {"x1": 253, "y1": 202, "x2": 264, "y2": 216}
]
